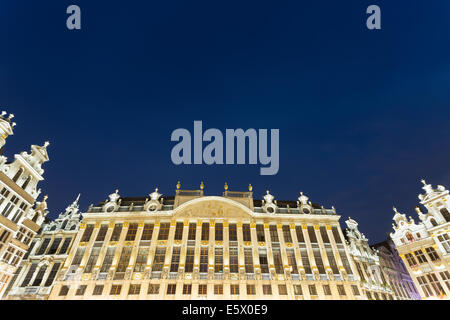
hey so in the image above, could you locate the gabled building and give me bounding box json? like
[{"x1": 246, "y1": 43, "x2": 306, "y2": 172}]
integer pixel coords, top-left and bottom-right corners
[
  {"x1": 5, "y1": 195, "x2": 82, "y2": 299},
  {"x1": 373, "y1": 239, "x2": 420, "y2": 300},
  {"x1": 0, "y1": 111, "x2": 50, "y2": 298},
  {"x1": 390, "y1": 180, "x2": 450, "y2": 299},
  {"x1": 344, "y1": 217, "x2": 394, "y2": 300}
]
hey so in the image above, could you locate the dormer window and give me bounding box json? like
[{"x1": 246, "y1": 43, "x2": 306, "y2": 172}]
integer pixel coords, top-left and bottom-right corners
[
  {"x1": 430, "y1": 218, "x2": 438, "y2": 227},
  {"x1": 406, "y1": 232, "x2": 414, "y2": 242},
  {"x1": 12, "y1": 168, "x2": 23, "y2": 183},
  {"x1": 440, "y1": 208, "x2": 450, "y2": 222},
  {"x1": 22, "y1": 175, "x2": 32, "y2": 190}
]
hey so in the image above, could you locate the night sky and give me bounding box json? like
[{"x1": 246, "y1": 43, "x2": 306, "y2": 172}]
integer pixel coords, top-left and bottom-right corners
[{"x1": 1, "y1": 1, "x2": 450, "y2": 244}]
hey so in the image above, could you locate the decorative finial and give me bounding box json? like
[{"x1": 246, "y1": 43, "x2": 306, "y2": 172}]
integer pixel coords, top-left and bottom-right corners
[
  {"x1": 176, "y1": 181, "x2": 181, "y2": 189},
  {"x1": 224, "y1": 182, "x2": 228, "y2": 191},
  {"x1": 200, "y1": 181, "x2": 204, "y2": 190},
  {"x1": 421, "y1": 179, "x2": 427, "y2": 186},
  {"x1": 393, "y1": 206, "x2": 397, "y2": 213},
  {"x1": 12, "y1": 122, "x2": 16, "y2": 127},
  {"x1": 1, "y1": 111, "x2": 6, "y2": 117},
  {"x1": 248, "y1": 184, "x2": 252, "y2": 192},
  {"x1": 115, "y1": 189, "x2": 119, "y2": 194},
  {"x1": 44, "y1": 141, "x2": 50, "y2": 147},
  {"x1": 75, "y1": 193, "x2": 81, "y2": 202},
  {"x1": 8, "y1": 114, "x2": 14, "y2": 119},
  {"x1": 266, "y1": 190, "x2": 270, "y2": 194},
  {"x1": 43, "y1": 194, "x2": 48, "y2": 201}
]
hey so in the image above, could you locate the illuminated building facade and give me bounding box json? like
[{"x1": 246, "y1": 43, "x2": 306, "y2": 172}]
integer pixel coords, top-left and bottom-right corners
[
  {"x1": 390, "y1": 180, "x2": 450, "y2": 299},
  {"x1": 0, "y1": 112, "x2": 50, "y2": 298},
  {"x1": 344, "y1": 218, "x2": 394, "y2": 300},
  {"x1": 48, "y1": 183, "x2": 364, "y2": 300},
  {"x1": 5, "y1": 195, "x2": 81, "y2": 299}
]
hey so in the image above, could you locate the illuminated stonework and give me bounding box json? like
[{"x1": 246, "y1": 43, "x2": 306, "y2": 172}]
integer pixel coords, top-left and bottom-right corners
[
  {"x1": 390, "y1": 180, "x2": 450, "y2": 300},
  {"x1": 47, "y1": 184, "x2": 367, "y2": 300},
  {"x1": 0, "y1": 112, "x2": 50, "y2": 298}
]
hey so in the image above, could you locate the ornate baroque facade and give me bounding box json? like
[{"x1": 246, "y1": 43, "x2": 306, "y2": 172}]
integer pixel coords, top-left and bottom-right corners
[
  {"x1": 5, "y1": 195, "x2": 82, "y2": 299},
  {"x1": 344, "y1": 218, "x2": 394, "y2": 300},
  {"x1": 0, "y1": 112, "x2": 50, "y2": 298},
  {"x1": 391, "y1": 180, "x2": 450, "y2": 299},
  {"x1": 46, "y1": 183, "x2": 366, "y2": 300}
]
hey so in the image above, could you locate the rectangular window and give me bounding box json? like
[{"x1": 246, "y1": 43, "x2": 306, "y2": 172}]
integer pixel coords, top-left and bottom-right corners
[
  {"x1": 128, "y1": 284, "x2": 141, "y2": 295},
  {"x1": 295, "y1": 226, "x2": 305, "y2": 243},
  {"x1": 299, "y1": 244, "x2": 311, "y2": 274},
  {"x1": 331, "y1": 226, "x2": 343, "y2": 243},
  {"x1": 242, "y1": 223, "x2": 251, "y2": 242},
  {"x1": 116, "y1": 247, "x2": 132, "y2": 273},
  {"x1": 244, "y1": 248, "x2": 254, "y2": 273},
  {"x1": 323, "y1": 285, "x2": 331, "y2": 295},
  {"x1": 32, "y1": 265, "x2": 47, "y2": 286},
  {"x1": 58, "y1": 237, "x2": 72, "y2": 254},
  {"x1": 200, "y1": 247, "x2": 209, "y2": 273},
  {"x1": 293, "y1": 284, "x2": 303, "y2": 295},
  {"x1": 44, "y1": 262, "x2": 61, "y2": 287},
  {"x1": 59, "y1": 285, "x2": 69, "y2": 296},
  {"x1": 426, "y1": 273, "x2": 444, "y2": 296},
  {"x1": 338, "y1": 247, "x2": 353, "y2": 275},
  {"x1": 134, "y1": 247, "x2": 149, "y2": 272},
  {"x1": 355, "y1": 262, "x2": 365, "y2": 281},
  {"x1": 201, "y1": 222, "x2": 209, "y2": 241},
  {"x1": 95, "y1": 224, "x2": 108, "y2": 242},
  {"x1": 71, "y1": 247, "x2": 86, "y2": 267},
  {"x1": 439, "y1": 271, "x2": 450, "y2": 291},
  {"x1": 282, "y1": 225, "x2": 292, "y2": 243},
  {"x1": 405, "y1": 253, "x2": 417, "y2": 267},
  {"x1": 166, "y1": 283, "x2": 176, "y2": 295},
  {"x1": 426, "y1": 247, "x2": 441, "y2": 261},
  {"x1": 100, "y1": 247, "x2": 116, "y2": 272},
  {"x1": 198, "y1": 284, "x2": 207, "y2": 295},
  {"x1": 183, "y1": 284, "x2": 192, "y2": 294},
  {"x1": 351, "y1": 285, "x2": 360, "y2": 296},
  {"x1": 21, "y1": 263, "x2": 37, "y2": 287},
  {"x1": 337, "y1": 285, "x2": 346, "y2": 296},
  {"x1": 417, "y1": 276, "x2": 433, "y2": 297},
  {"x1": 148, "y1": 284, "x2": 160, "y2": 294},
  {"x1": 309, "y1": 285, "x2": 317, "y2": 296},
  {"x1": 84, "y1": 247, "x2": 101, "y2": 273},
  {"x1": 229, "y1": 223, "x2": 237, "y2": 241},
  {"x1": 263, "y1": 284, "x2": 272, "y2": 295},
  {"x1": 278, "y1": 284, "x2": 288, "y2": 295},
  {"x1": 437, "y1": 234, "x2": 450, "y2": 253},
  {"x1": 215, "y1": 247, "x2": 223, "y2": 273},
  {"x1": 230, "y1": 284, "x2": 239, "y2": 295},
  {"x1": 141, "y1": 223, "x2": 154, "y2": 241},
  {"x1": 214, "y1": 284, "x2": 223, "y2": 295},
  {"x1": 272, "y1": 247, "x2": 284, "y2": 274},
  {"x1": 269, "y1": 225, "x2": 279, "y2": 243},
  {"x1": 307, "y1": 226, "x2": 318, "y2": 243},
  {"x1": 414, "y1": 250, "x2": 428, "y2": 264},
  {"x1": 259, "y1": 248, "x2": 269, "y2": 273},
  {"x1": 36, "y1": 238, "x2": 51, "y2": 255},
  {"x1": 157, "y1": 223, "x2": 170, "y2": 240},
  {"x1": 286, "y1": 249, "x2": 298, "y2": 274},
  {"x1": 325, "y1": 246, "x2": 339, "y2": 274},
  {"x1": 312, "y1": 246, "x2": 325, "y2": 274},
  {"x1": 215, "y1": 223, "x2": 223, "y2": 241},
  {"x1": 81, "y1": 224, "x2": 94, "y2": 242},
  {"x1": 320, "y1": 226, "x2": 330, "y2": 243},
  {"x1": 110, "y1": 224, "x2": 123, "y2": 241},
  {"x1": 93, "y1": 285, "x2": 104, "y2": 295},
  {"x1": 125, "y1": 223, "x2": 138, "y2": 241},
  {"x1": 152, "y1": 247, "x2": 166, "y2": 272},
  {"x1": 185, "y1": 247, "x2": 195, "y2": 273},
  {"x1": 188, "y1": 223, "x2": 196, "y2": 240},
  {"x1": 170, "y1": 247, "x2": 181, "y2": 272},
  {"x1": 256, "y1": 224, "x2": 265, "y2": 242},
  {"x1": 247, "y1": 284, "x2": 256, "y2": 295},
  {"x1": 174, "y1": 222, "x2": 183, "y2": 241},
  {"x1": 110, "y1": 284, "x2": 122, "y2": 295},
  {"x1": 229, "y1": 247, "x2": 238, "y2": 273},
  {"x1": 76, "y1": 285, "x2": 87, "y2": 296}
]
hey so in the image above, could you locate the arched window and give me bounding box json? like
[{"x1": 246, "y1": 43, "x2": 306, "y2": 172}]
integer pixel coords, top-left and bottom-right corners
[
  {"x1": 430, "y1": 218, "x2": 438, "y2": 227},
  {"x1": 61, "y1": 220, "x2": 68, "y2": 230},
  {"x1": 22, "y1": 176, "x2": 32, "y2": 190},
  {"x1": 440, "y1": 208, "x2": 450, "y2": 222},
  {"x1": 12, "y1": 168, "x2": 23, "y2": 183},
  {"x1": 49, "y1": 225, "x2": 56, "y2": 231},
  {"x1": 70, "y1": 225, "x2": 76, "y2": 230},
  {"x1": 32, "y1": 213, "x2": 38, "y2": 223},
  {"x1": 406, "y1": 232, "x2": 414, "y2": 242}
]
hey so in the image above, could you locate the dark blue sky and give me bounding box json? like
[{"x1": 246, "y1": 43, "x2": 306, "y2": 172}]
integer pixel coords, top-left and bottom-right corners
[{"x1": 1, "y1": 1, "x2": 450, "y2": 243}]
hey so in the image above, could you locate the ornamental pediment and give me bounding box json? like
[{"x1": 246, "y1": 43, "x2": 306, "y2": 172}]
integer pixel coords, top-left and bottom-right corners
[{"x1": 172, "y1": 196, "x2": 254, "y2": 219}]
